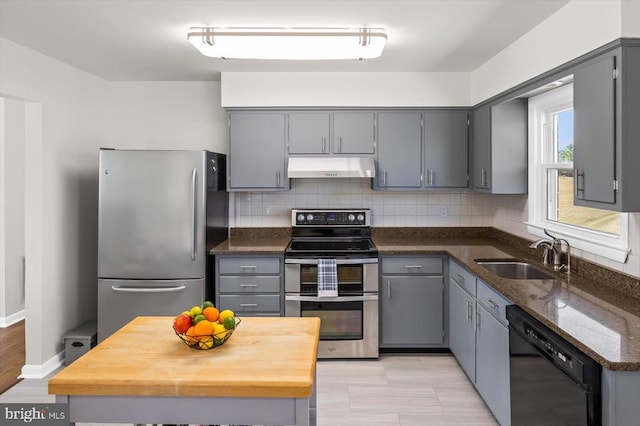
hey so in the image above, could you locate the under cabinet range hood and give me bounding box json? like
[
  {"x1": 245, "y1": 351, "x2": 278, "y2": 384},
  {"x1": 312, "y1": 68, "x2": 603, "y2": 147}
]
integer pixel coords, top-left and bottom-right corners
[{"x1": 287, "y1": 157, "x2": 376, "y2": 178}]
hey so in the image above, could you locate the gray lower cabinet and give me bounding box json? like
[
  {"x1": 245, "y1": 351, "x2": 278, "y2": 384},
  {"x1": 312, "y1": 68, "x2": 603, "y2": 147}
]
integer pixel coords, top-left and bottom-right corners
[
  {"x1": 475, "y1": 280, "x2": 511, "y2": 426},
  {"x1": 573, "y1": 45, "x2": 640, "y2": 211},
  {"x1": 448, "y1": 273, "x2": 476, "y2": 381},
  {"x1": 449, "y1": 260, "x2": 511, "y2": 425},
  {"x1": 472, "y1": 99, "x2": 527, "y2": 194},
  {"x1": 215, "y1": 255, "x2": 283, "y2": 316},
  {"x1": 380, "y1": 255, "x2": 446, "y2": 348},
  {"x1": 227, "y1": 112, "x2": 289, "y2": 191}
]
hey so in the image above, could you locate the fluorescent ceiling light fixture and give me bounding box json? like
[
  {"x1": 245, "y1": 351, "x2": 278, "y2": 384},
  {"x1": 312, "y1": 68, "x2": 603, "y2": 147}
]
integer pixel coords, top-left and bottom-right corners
[{"x1": 187, "y1": 27, "x2": 387, "y2": 60}]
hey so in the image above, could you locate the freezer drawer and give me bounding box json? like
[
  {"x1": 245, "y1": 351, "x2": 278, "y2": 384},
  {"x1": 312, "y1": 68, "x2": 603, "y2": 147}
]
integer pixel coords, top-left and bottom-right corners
[{"x1": 97, "y1": 278, "x2": 204, "y2": 343}]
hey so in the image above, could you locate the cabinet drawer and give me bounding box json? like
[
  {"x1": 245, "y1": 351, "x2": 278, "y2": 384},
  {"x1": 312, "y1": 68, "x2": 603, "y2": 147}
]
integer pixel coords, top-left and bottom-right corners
[
  {"x1": 382, "y1": 256, "x2": 443, "y2": 275},
  {"x1": 219, "y1": 276, "x2": 281, "y2": 294},
  {"x1": 218, "y1": 257, "x2": 281, "y2": 275},
  {"x1": 449, "y1": 259, "x2": 476, "y2": 296},
  {"x1": 477, "y1": 279, "x2": 512, "y2": 326},
  {"x1": 219, "y1": 294, "x2": 281, "y2": 313}
]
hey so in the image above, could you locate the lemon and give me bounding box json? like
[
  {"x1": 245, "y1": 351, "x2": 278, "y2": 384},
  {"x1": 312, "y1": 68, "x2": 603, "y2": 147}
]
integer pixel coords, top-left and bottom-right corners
[
  {"x1": 198, "y1": 337, "x2": 214, "y2": 349},
  {"x1": 219, "y1": 309, "x2": 235, "y2": 324},
  {"x1": 212, "y1": 322, "x2": 228, "y2": 339},
  {"x1": 223, "y1": 316, "x2": 236, "y2": 330},
  {"x1": 190, "y1": 306, "x2": 203, "y2": 318}
]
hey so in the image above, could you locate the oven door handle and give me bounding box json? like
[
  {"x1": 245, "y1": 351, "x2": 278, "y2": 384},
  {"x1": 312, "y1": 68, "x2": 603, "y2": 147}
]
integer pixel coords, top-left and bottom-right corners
[
  {"x1": 285, "y1": 294, "x2": 379, "y2": 302},
  {"x1": 285, "y1": 258, "x2": 379, "y2": 265}
]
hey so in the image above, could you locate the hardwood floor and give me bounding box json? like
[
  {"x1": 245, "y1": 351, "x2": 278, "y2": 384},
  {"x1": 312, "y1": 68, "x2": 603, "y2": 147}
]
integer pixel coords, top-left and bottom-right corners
[
  {"x1": 0, "y1": 353, "x2": 498, "y2": 425},
  {"x1": 0, "y1": 320, "x2": 25, "y2": 394}
]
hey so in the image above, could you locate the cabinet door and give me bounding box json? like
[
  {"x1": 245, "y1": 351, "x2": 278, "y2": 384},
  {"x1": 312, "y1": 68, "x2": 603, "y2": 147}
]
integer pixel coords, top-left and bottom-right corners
[
  {"x1": 490, "y1": 100, "x2": 528, "y2": 194},
  {"x1": 472, "y1": 105, "x2": 491, "y2": 190},
  {"x1": 425, "y1": 110, "x2": 469, "y2": 188},
  {"x1": 381, "y1": 276, "x2": 444, "y2": 345},
  {"x1": 574, "y1": 55, "x2": 616, "y2": 205},
  {"x1": 449, "y1": 278, "x2": 476, "y2": 381},
  {"x1": 288, "y1": 112, "x2": 330, "y2": 154},
  {"x1": 228, "y1": 112, "x2": 287, "y2": 190},
  {"x1": 333, "y1": 112, "x2": 375, "y2": 154},
  {"x1": 375, "y1": 112, "x2": 422, "y2": 189},
  {"x1": 475, "y1": 305, "x2": 511, "y2": 426}
]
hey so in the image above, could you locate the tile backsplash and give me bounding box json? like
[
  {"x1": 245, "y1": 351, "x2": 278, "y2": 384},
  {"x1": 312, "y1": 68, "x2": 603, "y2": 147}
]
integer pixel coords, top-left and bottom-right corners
[
  {"x1": 232, "y1": 178, "x2": 494, "y2": 228},
  {"x1": 231, "y1": 178, "x2": 640, "y2": 279}
]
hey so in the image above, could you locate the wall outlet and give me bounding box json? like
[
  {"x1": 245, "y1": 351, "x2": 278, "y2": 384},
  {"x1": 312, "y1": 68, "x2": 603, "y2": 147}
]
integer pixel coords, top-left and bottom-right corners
[{"x1": 440, "y1": 205, "x2": 448, "y2": 217}]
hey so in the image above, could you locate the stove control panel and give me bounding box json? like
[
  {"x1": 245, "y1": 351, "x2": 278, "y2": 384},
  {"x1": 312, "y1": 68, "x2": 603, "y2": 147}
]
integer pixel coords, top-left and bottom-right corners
[{"x1": 292, "y1": 209, "x2": 370, "y2": 226}]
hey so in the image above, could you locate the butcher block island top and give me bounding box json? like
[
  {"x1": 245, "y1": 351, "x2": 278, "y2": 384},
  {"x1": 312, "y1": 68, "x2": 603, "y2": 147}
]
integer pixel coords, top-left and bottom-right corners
[{"x1": 48, "y1": 316, "x2": 321, "y2": 398}]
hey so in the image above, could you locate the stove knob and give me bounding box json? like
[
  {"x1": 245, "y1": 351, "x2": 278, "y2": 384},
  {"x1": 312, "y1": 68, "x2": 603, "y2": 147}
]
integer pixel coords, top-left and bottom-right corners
[
  {"x1": 348, "y1": 214, "x2": 355, "y2": 222},
  {"x1": 357, "y1": 213, "x2": 365, "y2": 222},
  {"x1": 297, "y1": 214, "x2": 305, "y2": 222},
  {"x1": 306, "y1": 214, "x2": 314, "y2": 221}
]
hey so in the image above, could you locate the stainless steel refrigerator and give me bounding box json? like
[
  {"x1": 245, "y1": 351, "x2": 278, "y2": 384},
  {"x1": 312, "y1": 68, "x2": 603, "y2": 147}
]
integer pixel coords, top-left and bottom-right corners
[{"x1": 97, "y1": 149, "x2": 228, "y2": 342}]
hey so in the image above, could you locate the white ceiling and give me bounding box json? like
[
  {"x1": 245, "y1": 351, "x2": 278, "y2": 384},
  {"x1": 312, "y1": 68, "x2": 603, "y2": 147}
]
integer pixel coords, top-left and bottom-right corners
[{"x1": 0, "y1": 0, "x2": 570, "y2": 81}]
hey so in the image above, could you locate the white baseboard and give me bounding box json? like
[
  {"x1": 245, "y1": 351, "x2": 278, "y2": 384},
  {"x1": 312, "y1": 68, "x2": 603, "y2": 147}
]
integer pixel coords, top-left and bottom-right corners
[
  {"x1": 20, "y1": 351, "x2": 64, "y2": 379},
  {"x1": 0, "y1": 309, "x2": 25, "y2": 327}
]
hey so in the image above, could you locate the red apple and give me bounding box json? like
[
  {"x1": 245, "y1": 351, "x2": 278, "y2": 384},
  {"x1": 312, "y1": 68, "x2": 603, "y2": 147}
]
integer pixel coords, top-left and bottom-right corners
[{"x1": 173, "y1": 313, "x2": 192, "y2": 334}]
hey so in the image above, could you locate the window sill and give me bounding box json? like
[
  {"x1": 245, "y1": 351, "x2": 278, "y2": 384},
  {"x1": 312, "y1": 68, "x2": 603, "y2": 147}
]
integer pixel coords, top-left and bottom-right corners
[{"x1": 526, "y1": 222, "x2": 630, "y2": 264}]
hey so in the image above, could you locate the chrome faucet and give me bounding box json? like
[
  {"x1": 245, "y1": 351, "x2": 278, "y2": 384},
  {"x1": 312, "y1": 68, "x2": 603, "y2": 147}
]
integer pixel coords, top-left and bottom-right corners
[{"x1": 529, "y1": 230, "x2": 571, "y2": 273}]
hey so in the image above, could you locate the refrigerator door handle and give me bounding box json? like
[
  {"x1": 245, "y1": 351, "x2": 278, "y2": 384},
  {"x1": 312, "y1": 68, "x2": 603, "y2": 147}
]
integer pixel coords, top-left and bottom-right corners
[
  {"x1": 190, "y1": 168, "x2": 197, "y2": 261},
  {"x1": 111, "y1": 285, "x2": 187, "y2": 293}
]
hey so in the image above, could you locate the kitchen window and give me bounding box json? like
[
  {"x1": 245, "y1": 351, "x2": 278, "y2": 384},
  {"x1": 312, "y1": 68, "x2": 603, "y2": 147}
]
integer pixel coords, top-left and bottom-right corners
[{"x1": 527, "y1": 83, "x2": 630, "y2": 263}]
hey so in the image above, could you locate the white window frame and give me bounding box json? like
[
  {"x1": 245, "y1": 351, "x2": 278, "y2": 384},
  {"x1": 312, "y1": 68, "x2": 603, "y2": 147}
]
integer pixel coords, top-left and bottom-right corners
[{"x1": 526, "y1": 84, "x2": 630, "y2": 263}]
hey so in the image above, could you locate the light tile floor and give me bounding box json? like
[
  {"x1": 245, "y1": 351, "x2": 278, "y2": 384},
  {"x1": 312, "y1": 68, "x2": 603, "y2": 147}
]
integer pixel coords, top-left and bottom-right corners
[{"x1": 0, "y1": 354, "x2": 498, "y2": 426}]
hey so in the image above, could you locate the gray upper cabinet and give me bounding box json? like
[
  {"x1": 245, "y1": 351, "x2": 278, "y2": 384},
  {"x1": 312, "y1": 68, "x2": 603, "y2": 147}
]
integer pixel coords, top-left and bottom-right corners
[
  {"x1": 287, "y1": 112, "x2": 330, "y2": 154},
  {"x1": 228, "y1": 112, "x2": 289, "y2": 191},
  {"x1": 472, "y1": 99, "x2": 527, "y2": 194},
  {"x1": 375, "y1": 112, "x2": 423, "y2": 189},
  {"x1": 425, "y1": 110, "x2": 469, "y2": 188},
  {"x1": 333, "y1": 112, "x2": 376, "y2": 154},
  {"x1": 574, "y1": 45, "x2": 640, "y2": 211}
]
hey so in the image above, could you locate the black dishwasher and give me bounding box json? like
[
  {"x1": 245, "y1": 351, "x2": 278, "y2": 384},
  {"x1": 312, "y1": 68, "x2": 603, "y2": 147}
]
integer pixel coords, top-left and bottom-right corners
[{"x1": 507, "y1": 305, "x2": 601, "y2": 426}]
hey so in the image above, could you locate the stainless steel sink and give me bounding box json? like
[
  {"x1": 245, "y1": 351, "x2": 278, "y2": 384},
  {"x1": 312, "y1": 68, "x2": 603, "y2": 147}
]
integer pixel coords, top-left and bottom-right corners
[{"x1": 475, "y1": 260, "x2": 559, "y2": 280}]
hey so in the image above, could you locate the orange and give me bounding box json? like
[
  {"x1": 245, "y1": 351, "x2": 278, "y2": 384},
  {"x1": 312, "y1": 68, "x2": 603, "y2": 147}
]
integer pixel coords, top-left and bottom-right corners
[
  {"x1": 194, "y1": 319, "x2": 214, "y2": 337},
  {"x1": 185, "y1": 326, "x2": 199, "y2": 345},
  {"x1": 203, "y1": 306, "x2": 219, "y2": 322}
]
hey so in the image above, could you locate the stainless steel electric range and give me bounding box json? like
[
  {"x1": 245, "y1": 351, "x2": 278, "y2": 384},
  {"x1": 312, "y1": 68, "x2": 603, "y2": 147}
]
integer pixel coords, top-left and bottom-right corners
[{"x1": 284, "y1": 208, "x2": 379, "y2": 359}]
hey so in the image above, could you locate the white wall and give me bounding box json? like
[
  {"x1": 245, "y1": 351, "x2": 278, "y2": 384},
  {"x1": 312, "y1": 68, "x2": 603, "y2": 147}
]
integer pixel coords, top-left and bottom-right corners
[
  {"x1": 221, "y1": 72, "x2": 471, "y2": 107},
  {"x1": 108, "y1": 81, "x2": 227, "y2": 153},
  {"x1": 622, "y1": 0, "x2": 640, "y2": 36},
  {"x1": 471, "y1": 0, "x2": 623, "y2": 104},
  {"x1": 0, "y1": 98, "x2": 26, "y2": 323},
  {"x1": 0, "y1": 36, "x2": 109, "y2": 372}
]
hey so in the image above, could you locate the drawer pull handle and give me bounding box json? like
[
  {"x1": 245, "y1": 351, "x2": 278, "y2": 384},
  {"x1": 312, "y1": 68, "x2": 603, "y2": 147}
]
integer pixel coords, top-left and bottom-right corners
[
  {"x1": 467, "y1": 301, "x2": 472, "y2": 322},
  {"x1": 239, "y1": 265, "x2": 258, "y2": 269},
  {"x1": 487, "y1": 299, "x2": 499, "y2": 310},
  {"x1": 403, "y1": 265, "x2": 423, "y2": 269},
  {"x1": 240, "y1": 284, "x2": 258, "y2": 287},
  {"x1": 240, "y1": 303, "x2": 258, "y2": 307}
]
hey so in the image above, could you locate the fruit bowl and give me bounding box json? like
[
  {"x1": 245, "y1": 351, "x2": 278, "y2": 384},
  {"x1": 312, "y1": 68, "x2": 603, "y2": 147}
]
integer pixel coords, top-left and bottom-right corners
[{"x1": 173, "y1": 316, "x2": 241, "y2": 350}]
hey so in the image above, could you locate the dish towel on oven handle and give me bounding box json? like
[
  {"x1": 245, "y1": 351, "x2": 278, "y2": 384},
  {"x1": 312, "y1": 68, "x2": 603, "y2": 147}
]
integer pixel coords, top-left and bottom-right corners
[{"x1": 317, "y1": 258, "x2": 338, "y2": 297}]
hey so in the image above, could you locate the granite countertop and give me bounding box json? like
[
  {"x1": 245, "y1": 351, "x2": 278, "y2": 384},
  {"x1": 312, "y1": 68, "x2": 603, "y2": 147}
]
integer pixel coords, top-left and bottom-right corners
[
  {"x1": 210, "y1": 228, "x2": 291, "y2": 254},
  {"x1": 209, "y1": 227, "x2": 640, "y2": 371},
  {"x1": 373, "y1": 235, "x2": 640, "y2": 372}
]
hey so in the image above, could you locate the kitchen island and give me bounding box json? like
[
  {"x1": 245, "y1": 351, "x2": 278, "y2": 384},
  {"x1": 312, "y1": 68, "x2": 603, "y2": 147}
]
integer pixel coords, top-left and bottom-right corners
[{"x1": 48, "y1": 316, "x2": 320, "y2": 426}]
